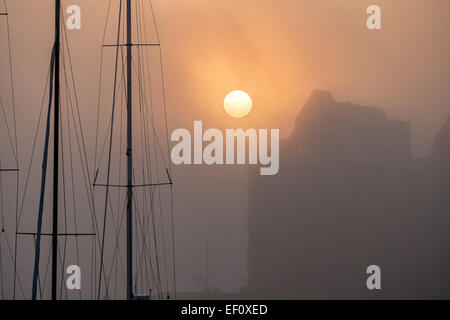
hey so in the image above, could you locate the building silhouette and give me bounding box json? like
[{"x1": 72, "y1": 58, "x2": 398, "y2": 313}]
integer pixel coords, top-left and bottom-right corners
[{"x1": 247, "y1": 90, "x2": 450, "y2": 299}]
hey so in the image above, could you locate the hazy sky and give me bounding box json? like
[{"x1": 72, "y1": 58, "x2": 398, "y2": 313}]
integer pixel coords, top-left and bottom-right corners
[{"x1": 1, "y1": 0, "x2": 449, "y2": 294}]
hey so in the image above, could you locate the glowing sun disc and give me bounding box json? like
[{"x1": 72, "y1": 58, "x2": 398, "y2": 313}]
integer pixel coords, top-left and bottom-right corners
[{"x1": 224, "y1": 90, "x2": 253, "y2": 118}]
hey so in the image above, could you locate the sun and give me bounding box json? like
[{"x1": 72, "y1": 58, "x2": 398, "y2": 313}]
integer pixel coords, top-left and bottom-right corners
[{"x1": 224, "y1": 90, "x2": 253, "y2": 118}]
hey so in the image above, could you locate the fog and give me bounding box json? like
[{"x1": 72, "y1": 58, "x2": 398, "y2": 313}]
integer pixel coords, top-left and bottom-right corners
[{"x1": 0, "y1": 0, "x2": 449, "y2": 298}]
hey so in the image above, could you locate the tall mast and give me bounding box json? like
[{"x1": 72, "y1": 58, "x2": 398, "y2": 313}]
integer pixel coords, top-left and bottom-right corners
[
  {"x1": 126, "y1": 0, "x2": 133, "y2": 300},
  {"x1": 31, "y1": 0, "x2": 60, "y2": 300},
  {"x1": 51, "y1": 0, "x2": 61, "y2": 301}
]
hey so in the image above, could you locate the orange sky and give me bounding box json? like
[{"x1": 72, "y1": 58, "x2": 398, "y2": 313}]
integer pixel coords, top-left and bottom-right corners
[
  {"x1": 1, "y1": 0, "x2": 449, "y2": 293},
  {"x1": 2, "y1": 0, "x2": 450, "y2": 157}
]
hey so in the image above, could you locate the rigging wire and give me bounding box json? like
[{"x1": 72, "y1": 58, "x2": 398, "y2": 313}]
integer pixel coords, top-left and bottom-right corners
[
  {"x1": 135, "y1": 0, "x2": 156, "y2": 295},
  {"x1": 61, "y1": 39, "x2": 82, "y2": 299},
  {"x1": 137, "y1": 0, "x2": 166, "y2": 295},
  {"x1": 13, "y1": 51, "x2": 51, "y2": 301},
  {"x1": 61, "y1": 4, "x2": 108, "y2": 299},
  {"x1": 92, "y1": 0, "x2": 113, "y2": 298},
  {"x1": 26, "y1": 3, "x2": 105, "y2": 299},
  {"x1": 103, "y1": 48, "x2": 128, "y2": 299},
  {"x1": 31, "y1": 43, "x2": 56, "y2": 300},
  {"x1": 98, "y1": 0, "x2": 123, "y2": 300},
  {"x1": 4, "y1": 0, "x2": 22, "y2": 299},
  {"x1": 59, "y1": 38, "x2": 69, "y2": 301},
  {"x1": 148, "y1": 0, "x2": 178, "y2": 297},
  {"x1": 95, "y1": 0, "x2": 113, "y2": 172},
  {"x1": 1, "y1": 1, "x2": 21, "y2": 298},
  {"x1": 0, "y1": 98, "x2": 17, "y2": 163},
  {"x1": 114, "y1": 51, "x2": 125, "y2": 298},
  {"x1": 2, "y1": 0, "x2": 18, "y2": 163},
  {"x1": 92, "y1": 0, "x2": 176, "y2": 299},
  {"x1": 2, "y1": 0, "x2": 176, "y2": 301},
  {"x1": 146, "y1": 0, "x2": 177, "y2": 297}
]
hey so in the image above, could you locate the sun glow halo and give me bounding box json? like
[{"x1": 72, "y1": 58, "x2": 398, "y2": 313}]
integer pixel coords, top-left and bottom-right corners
[{"x1": 224, "y1": 90, "x2": 253, "y2": 119}]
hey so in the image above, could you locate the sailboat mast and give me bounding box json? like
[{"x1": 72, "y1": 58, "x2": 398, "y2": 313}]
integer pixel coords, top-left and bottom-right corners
[
  {"x1": 51, "y1": 0, "x2": 61, "y2": 301},
  {"x1": 126, "y1": 0, "x2": 133, "y2": 300}
]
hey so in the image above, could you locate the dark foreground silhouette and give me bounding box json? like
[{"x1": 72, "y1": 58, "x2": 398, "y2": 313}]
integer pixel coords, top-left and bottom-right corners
[{"x1": 247, "y1": 90, "x2": 450, "y2": 299}]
